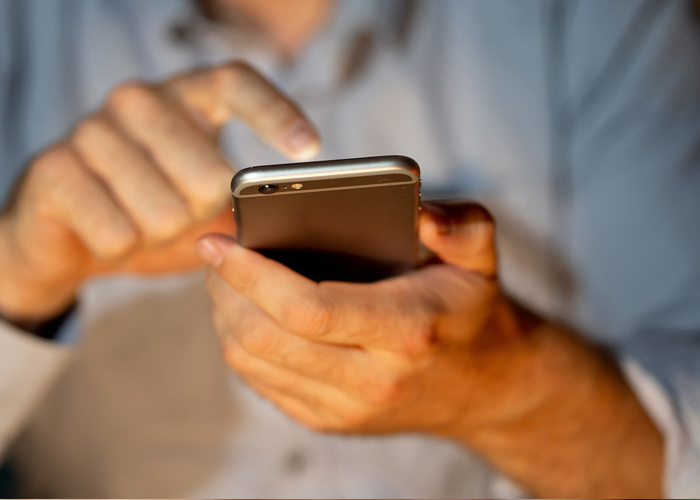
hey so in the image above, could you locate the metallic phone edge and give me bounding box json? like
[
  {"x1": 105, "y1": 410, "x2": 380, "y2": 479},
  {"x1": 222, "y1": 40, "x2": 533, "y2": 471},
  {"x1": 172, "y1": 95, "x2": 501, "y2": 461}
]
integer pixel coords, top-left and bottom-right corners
[{"x1": 230, "y1": 155, "x2": 420, "y2": 198}]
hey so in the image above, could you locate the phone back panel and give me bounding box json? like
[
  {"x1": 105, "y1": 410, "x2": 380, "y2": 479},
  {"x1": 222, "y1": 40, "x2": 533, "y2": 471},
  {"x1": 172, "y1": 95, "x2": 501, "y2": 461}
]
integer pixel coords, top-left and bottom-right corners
[{"x1": 231, "y1": 156, "x2": 420, "y2": 282}]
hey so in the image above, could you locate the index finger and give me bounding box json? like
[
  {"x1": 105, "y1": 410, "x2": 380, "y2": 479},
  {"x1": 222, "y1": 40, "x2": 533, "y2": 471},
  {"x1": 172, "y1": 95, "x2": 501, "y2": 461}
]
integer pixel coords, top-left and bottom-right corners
[
  {"x1": 196, "y1": 234, "x2": 435, "y2": 354},
  {"x1": 165, "y1": 61, "x2": 320, "y2": 161}
]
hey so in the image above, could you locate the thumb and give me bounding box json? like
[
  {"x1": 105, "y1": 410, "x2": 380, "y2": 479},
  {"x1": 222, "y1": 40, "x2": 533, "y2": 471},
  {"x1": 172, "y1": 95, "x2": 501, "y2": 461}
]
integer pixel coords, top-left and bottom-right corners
[{"x1": 419, "y1": 202, "x2": 497, "y2": 277}]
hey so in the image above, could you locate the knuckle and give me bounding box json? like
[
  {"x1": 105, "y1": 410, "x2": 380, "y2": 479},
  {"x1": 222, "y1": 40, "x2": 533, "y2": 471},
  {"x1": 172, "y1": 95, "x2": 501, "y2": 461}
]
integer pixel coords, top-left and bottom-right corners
[
  {"x1": 206, "y1": 274, "x2": 241, "y2": 311},
  {"x1": 29, "y1": 145, "x2": 139, "y2": 261},
  {"x1": 234, "y1": 264, "x2": 261, "y2": 299},
  {"x1": 400, "y1": 325, "x2": 438, "y2": 358},
  {"x1": 189, "y1": 182, "x2": 228, "y2": 220},
  {"x1": 363, "y1": 374, "x2": 404, "y2": 405},
  {"x1": 237, "y1": 322, "x2": 276, "y2": 357},
  {"x1": 258, "y1": 92, "x2": 291, "y2": 118},
  {"x1": 93, "y1": 226, "x2": 138, "y2": 260},
  {"x1": 30, "y1": 146, "x2": 81, "y2": 212},
  {"x1": 70, "y1": 115, "x2": 109, "y2": 147},
  {"x1": 215, "y1": 61, "x2": 255, "y2": 91},
  {"x1": 223, "y1": 341, "x2": 251, "y2": 373},
  {"x1": 106, "y1": 81, "x2": 157, "y2": 117},
  {"x1": 32, "y1": 145, "x2": 77, "y2": 181},
  {"x1": 282, "y1": 295, "x2": 332, "y2": 337},
  {"x1": 82, "y1": 215, "x2": 138, "y2": 261},
  {"x1": 145, "y1": 206, "x2": 192, "y2": 243}
]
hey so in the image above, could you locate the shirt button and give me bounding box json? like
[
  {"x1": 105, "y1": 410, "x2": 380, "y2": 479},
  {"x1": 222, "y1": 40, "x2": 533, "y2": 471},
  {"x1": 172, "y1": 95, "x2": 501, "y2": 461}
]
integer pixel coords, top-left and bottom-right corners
[{"x1": 283, "y1": 449, "x2": 308, "y2": 474}]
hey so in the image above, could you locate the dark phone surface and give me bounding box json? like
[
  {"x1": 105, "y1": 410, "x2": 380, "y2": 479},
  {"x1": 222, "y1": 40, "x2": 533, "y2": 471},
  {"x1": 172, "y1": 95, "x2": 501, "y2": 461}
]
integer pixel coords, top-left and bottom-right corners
[
  {"x1": 259, "y1": 249, "x2": 409, "y2": 282},
  {"x1": 231, "y1": 156, "x2": 420, "y2": 282}
]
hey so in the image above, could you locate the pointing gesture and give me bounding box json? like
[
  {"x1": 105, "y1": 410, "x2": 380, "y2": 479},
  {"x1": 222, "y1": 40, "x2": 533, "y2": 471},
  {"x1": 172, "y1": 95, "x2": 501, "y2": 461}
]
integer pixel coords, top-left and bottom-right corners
[{"x1": 0, "y1": 62, "x2": 320, "y2": 322}]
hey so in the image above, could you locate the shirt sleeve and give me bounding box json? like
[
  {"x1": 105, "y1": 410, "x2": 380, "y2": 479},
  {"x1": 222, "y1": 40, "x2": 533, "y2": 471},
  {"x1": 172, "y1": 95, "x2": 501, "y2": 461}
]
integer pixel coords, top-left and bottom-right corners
[
  {"x1": 559, "y1": 1, "x2": 700, "y2": 497},
  {"x1": 0, "y1": 321, "x2": 72, "y2": 459},
  {"x1": 622, "y1": 358, "x2": 700, "y2": 498}
]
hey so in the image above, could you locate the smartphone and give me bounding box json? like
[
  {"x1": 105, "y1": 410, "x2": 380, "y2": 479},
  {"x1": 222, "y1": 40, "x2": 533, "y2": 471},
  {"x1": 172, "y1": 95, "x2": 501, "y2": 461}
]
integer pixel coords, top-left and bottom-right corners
[{"x1": 230, "y1": 155, "x2": 420, "y2": 282}]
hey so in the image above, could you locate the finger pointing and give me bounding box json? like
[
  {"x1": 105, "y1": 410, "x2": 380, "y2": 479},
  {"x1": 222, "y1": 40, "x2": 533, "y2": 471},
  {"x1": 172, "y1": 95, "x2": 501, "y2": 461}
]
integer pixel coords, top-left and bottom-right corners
[{"x1": 166, "y1": 61, "x2": 321, "y2": 160}]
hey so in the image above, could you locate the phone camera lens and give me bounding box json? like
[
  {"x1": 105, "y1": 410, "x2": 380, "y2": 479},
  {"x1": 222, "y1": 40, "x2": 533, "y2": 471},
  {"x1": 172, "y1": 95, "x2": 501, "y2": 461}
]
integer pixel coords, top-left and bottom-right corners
[{"x1": 258, "y1": 184, "x2": 279, "y2": 195}]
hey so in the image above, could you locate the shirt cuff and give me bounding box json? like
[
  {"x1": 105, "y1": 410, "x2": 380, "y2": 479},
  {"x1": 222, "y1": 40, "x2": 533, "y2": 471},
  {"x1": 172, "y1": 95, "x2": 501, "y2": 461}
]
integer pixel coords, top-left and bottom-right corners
[
  {"x1": 0, "y1": 320, "x2": 73, "y2": 458},
  {"x1": 621, "y1": 357, "x2": 700, "y2": 499}
]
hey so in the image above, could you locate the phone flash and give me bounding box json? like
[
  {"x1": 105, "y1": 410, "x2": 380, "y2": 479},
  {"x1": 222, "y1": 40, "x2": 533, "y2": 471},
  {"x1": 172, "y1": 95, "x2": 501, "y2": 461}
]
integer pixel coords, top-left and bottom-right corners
[{"x1": 291, "y1": 183, "x2": 303, "y2": 190}]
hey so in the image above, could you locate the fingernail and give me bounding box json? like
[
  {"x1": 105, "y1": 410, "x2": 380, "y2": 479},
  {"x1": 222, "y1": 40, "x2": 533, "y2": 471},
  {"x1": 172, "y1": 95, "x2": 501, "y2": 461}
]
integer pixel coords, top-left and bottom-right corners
[
  {"x1": 426, "y1": 212, "x2": 451, "y2": 235},
  {"x1": 422, "y1": 203, "x2": 452, "y2": 235},
  {"x1": 284, "y1": 121, "x2": 319, "y2": 160},
  {"x1": 196, "y1": 239, "x2": 223, "y2": 268}
]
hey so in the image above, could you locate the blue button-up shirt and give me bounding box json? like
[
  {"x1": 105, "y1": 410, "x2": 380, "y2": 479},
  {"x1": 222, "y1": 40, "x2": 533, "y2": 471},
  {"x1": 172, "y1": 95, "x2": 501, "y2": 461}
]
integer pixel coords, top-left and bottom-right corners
[{"x1": 1, "y1": 0, "x2": 699, "y2": 497}]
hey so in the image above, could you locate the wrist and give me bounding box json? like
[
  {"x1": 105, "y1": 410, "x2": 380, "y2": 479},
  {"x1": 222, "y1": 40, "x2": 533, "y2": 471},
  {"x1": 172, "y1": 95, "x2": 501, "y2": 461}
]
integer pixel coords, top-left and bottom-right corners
[
  {"x1": 437, "y1": 307, "x2": 591, "y2": 435},
  {"x1": 437, "y1": 300, "x2": 561, "y2": 437},
  {"x1": 0, "y1": 219, "x2": 79, "y2": 323},
  {"x1": 436, "y1": 306, "x2": 663, "y2": 498},
  {"x1": 3, "y1": 301, "x2": 77, "y2": 340}
]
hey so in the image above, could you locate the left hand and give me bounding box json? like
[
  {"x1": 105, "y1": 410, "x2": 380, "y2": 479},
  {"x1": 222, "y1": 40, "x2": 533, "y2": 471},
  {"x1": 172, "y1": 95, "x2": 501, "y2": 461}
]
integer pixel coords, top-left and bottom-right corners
[{"x1": 198, "y1": 203, "x2": 537, "y2": 435}]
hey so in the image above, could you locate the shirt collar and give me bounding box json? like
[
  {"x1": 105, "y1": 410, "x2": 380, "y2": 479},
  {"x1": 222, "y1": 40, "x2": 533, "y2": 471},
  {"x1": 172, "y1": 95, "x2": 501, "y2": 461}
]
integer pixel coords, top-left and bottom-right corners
[{"x1": 154, "y1": 0, "x2": 398, "y2": 85}]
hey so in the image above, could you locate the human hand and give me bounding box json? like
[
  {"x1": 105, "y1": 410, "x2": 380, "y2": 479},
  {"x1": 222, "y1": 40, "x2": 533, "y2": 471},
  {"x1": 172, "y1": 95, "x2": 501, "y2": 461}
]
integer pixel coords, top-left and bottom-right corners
[
  {"x1": 0, "y1": 62, "x2": 320, "y2": 322},
  {"x1": 200, "y1": 203, "x2": 539, "y2": 435},
  {"x1": 201, "y1": 202, "x2": 665, "y2": 499}
]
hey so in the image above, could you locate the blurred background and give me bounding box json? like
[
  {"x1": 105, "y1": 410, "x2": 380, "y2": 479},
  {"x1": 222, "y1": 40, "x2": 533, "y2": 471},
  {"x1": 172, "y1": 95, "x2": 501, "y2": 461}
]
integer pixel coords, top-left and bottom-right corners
[{"x1": 1, "y1": 0, "x2": 700, "y2": 498}]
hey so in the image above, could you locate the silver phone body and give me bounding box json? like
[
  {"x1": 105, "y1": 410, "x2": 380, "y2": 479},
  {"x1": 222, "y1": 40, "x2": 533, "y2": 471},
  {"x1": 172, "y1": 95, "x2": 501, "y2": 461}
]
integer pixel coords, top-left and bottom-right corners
[{"x1": 230, "y1": 156, "x2": 420, "y2": 282}]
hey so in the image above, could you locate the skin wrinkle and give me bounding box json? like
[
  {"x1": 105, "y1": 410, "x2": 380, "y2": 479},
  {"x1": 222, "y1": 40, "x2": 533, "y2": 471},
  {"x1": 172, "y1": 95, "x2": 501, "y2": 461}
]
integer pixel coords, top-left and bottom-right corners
[
  {"x1": 0, "y1": 61, "x2": 312, "y2": 319},
  {"x1": 200, "y1": 199, "x2": 663, "y2": 498},
  {"x1": 0, "y1": 1, "x2": 666, "y2": 497}
]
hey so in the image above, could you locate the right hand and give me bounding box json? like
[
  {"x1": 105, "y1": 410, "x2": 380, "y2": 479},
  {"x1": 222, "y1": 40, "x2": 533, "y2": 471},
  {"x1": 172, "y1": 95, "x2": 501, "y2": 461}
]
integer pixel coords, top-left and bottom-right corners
[{"x1": 0, "y1": 61, "x2": 320, "y2": 322}]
